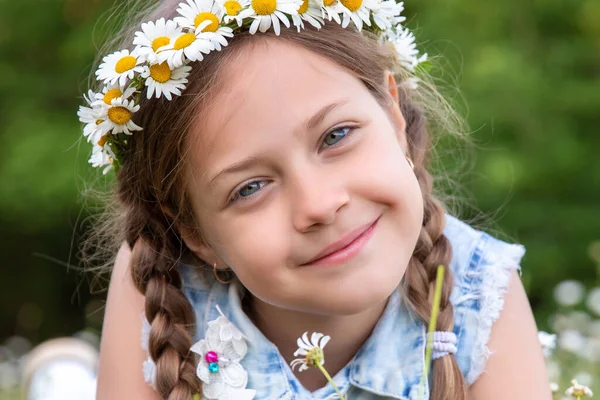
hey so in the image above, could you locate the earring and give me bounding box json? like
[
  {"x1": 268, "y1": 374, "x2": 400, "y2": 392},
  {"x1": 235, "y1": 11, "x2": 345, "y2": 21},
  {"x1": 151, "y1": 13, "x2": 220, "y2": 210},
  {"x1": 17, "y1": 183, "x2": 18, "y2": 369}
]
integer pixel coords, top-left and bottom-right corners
[
  {"x1": 213, "y1": 262, "x2": 234, "y2": 284},
  {"x1": 405, "y1": 155, "x2": 415, "y2": 170}
]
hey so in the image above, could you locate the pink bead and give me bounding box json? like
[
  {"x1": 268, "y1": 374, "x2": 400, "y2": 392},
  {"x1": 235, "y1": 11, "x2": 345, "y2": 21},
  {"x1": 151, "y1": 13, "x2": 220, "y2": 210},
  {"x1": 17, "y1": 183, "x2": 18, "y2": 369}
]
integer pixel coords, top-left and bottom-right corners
[{"x1": 205, "y1": 351, "x2": 219, "y2": 364}]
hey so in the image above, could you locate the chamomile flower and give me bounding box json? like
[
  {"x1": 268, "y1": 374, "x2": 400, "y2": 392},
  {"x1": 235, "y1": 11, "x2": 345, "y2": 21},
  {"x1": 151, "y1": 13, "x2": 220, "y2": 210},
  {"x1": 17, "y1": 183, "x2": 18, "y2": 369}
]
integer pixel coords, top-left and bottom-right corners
[
  {"x1": 246, "y1": 0, "x2": 303, "y2": 35},
  {"x1": 565, "y1": 379, "x2": 593, "y2": 398},
  {"x1": 386, "y1": 25, "x2": 427, "y2": 71},
  {"x1": 291, "y1": 0, "x2": 323, "y2": 31},
  {"x1": 159, "y1": 28, "x2": 215, "y2": 68},
  {"x1": 317, "y1": 0, "x2": 343, "y2": 24},
  {"x1": 338, "y1": 0, "x2": 377, "y2": 31},
  {"x1": 218, "y1": 0, "x2": 252, "y2": 26},
  {"x1": 133, "y1": 18, "x2": 183, "y2": 64},
  {"x1": 92, "y1": 83, "x2": 137, "y2": 107},
  {"x1": 141, "y1": 62, "x2": 192, "y2": 100},
  {"x1": 96, "y1": 49, "x2": 144, "y2": 86},
  {"x1": 371, "y1": 0, "x2": 405, "y2": 31},
  {"x1": 89, "y1": 144, "x2": 115, "y2": 175},
  {"x1": 290, "y1": 332, "x2": 330, "y2": 372},
  {"x1": 97, "y1": 98, "x2": 143, "y2": 136},
  {"x1": 78, "y1": 90, "x2": 107, "y2": 144},
  {"x1": 175, "y1": 0, "x2": 234, "y2": 51}
]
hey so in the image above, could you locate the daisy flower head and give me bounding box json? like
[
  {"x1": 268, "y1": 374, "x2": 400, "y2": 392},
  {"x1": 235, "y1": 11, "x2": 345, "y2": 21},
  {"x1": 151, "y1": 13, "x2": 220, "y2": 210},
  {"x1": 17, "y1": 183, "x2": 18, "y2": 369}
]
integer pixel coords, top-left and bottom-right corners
[
  {"x1": 290, "y1": 332, "x2": 331, "y2": 372},
  {"x1": 96, "y1": 49, "x2": 144, "y2": 86},
  {"x1": 565, "y1": 379, "x2": 593, "y2": 398},
  {"x1": 291, "y1": 0, "x2": 324, "y2": 31},
  {"x1": 92, "y1": 82, "x2": 136, "y2": 108},
  {"x1": 78, "y1": 90, "x2": 107, "y2": 144},
  {"x1": 89, "y1": 144, "x2": 116, "y2": 175},
  {"x1": 141, "y1": 62, "x2": 192, "y2": 100},
  {"x1": 159, "y1": 28, "x2": 215, "y2": 69},
  {"x1": 97, "y1": 97, "x2": 143, "y2": 136},
  {"x1": 338, "y1": 0, "x2": 377, "y2": 31},
  {"x1": 386, "y1": 25, "x2": 427, "y2": 72},
  {"x1": 372, "y1": 0, "x2": 405, "y2": 31},
  {"x1": 133, "y1": 18, "x2": 183, "y2": 64},
  {"x1": 217, "y1": 0, "x2": 252, "y2": 26},
  {"x1": 246, "y1": 0, "x2": 303, "y2": 35},
  {"x1": 175, "y1": 0, "x2": 234, "y2": 51},
  {"x1": 315, "y1": 0, "x2": 343, "y2": 24}
]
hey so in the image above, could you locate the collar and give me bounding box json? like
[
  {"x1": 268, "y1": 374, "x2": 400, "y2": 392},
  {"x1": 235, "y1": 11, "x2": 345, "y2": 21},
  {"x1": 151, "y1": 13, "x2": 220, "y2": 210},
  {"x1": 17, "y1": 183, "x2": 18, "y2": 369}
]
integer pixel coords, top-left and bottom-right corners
[{"x1": 205, "y1": 281, "x2": 428, "y2": 400}]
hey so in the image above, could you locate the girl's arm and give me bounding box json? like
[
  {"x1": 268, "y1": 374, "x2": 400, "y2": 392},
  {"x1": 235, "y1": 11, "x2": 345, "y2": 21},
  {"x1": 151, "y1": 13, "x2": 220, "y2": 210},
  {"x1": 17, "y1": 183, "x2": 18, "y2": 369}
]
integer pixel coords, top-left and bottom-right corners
[
  {"x1": 96, "y1": 242, "x2": 160, "y2": 400},
  {"x1": 468, "y1": 269, "x2": 551, "y2": 399}
]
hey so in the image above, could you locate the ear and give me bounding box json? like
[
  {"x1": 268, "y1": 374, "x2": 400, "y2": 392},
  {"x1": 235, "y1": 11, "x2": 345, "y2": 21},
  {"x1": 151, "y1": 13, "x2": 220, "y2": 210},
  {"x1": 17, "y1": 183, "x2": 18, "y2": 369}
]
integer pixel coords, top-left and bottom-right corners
[
  {"x1": 384, "y1": 70, "x2": 409, "y2": 152},
  {"x1": 178, "y1": 222, "x2": 227, "y2": 268}
]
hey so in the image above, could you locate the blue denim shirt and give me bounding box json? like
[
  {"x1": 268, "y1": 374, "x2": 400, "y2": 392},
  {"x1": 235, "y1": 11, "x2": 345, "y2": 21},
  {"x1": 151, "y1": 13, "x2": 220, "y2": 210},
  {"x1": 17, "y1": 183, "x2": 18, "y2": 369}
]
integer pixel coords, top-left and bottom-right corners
[{"x1": 176, "y1": 215, "x2": 525, "y2": 399}]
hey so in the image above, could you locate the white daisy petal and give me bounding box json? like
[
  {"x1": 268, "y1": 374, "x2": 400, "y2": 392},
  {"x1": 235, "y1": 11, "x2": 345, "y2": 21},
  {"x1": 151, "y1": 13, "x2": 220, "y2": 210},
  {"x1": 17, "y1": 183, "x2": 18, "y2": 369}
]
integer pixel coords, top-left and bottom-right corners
[{"x1": 96, "y1": 49, "x2": 144, "y2": 86}]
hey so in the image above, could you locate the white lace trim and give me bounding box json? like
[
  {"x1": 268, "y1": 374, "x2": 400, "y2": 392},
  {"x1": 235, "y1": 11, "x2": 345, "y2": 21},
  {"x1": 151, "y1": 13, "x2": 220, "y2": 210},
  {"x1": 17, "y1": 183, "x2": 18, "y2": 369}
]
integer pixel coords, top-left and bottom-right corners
[{"x1": 465, "y1": 241, "x2": 525, "y2": 384}]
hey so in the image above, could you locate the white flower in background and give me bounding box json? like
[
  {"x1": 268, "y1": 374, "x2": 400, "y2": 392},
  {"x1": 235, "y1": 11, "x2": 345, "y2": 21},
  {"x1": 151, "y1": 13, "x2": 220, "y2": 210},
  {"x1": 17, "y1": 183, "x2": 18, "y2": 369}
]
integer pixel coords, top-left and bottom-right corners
[
  {"x1": 217, "y1": 0, "x2": 251, "y2": 26},
  {"x1": 290, "y1": 332, "x2": 330, "y2": 372},
  {"x1": 190, "y1": 307, "x2": 254, "y2": 399},
  {"x1": 141, "y1": 62, "x2": 191, "y2": 100},
  {"x1": 565, "y1": 379, "x2": 593, "y2": 398},
  {"x1": 89, "y1": 144, "x2": 115, "y2": 175},
  {"x1": 388, "y1": 25, "x2": 428, "y2": 72},
  {"x1": 96, "y1": 49, "x2": 144, "y2": 86},
  {"x1": 371, "y1": 0, "x2": 405, "y2": 31},
  {"x1": 133, "y1": 18, "x2": 183, "y2": 64},
  {"x1": 585, "y1": 287, "x2": 600, "y2": 316},
  {"x1": 140, "y1": 315, "x2": 157, "y2": 388},
  {"x1": 558, "y1": 329, "x2": 587, "y2": 354},
  {"x1": 550, "y1": 382, "x2": 559, "y2": 393},
  {"x1": 159, "y1": 28, "x2": 215, "y2": 69},
  {"x1": 175, "y1": 0, "x2": 234, "y2": 51},
  {"x1": 538, "y1": 331, "x2": 557, "y2": 358},
  {"x1": 554, "y1": 280, "x2": 585, "y2": 307},
  {"x1": 246, "y1": 0, "x2": 302, "y2": 35},
  {"x1": 291, "y1": 0, "x2": 323, "y2": 30},
  {"x1": 316, "y1": 0, "x2": 343, "y2": 24},
  {"x1": 97, "y1": 98, "x2": 143, "y2": 135},
  {"x1": 77, "y1": 90, "x2": 107, "y2": 144},
  {"x1": 338, "y1": 0, "x2": 377, "y2": 31}
]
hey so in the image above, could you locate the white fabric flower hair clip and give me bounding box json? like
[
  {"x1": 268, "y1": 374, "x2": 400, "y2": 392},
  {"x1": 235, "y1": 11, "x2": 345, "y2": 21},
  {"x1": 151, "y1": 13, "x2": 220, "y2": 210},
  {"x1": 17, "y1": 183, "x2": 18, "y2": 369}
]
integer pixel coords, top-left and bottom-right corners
[{"x1": 78, "y1": 0, "x2": 429, "y2": 174}]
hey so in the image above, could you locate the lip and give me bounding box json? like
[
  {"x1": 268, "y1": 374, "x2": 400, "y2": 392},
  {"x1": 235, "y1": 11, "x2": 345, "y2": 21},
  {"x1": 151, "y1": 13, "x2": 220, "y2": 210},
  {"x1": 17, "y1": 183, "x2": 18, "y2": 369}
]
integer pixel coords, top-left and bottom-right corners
[{"x1": 300, "y1": 217, "x2": 380, "y2": 267}]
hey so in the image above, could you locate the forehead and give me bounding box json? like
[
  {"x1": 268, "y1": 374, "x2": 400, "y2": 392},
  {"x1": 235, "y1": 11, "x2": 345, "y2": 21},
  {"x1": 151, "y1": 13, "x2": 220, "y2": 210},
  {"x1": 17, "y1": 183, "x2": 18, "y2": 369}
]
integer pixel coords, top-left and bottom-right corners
[{"x1": 187, "y1": 38, "x2": 378, "y2": 178}]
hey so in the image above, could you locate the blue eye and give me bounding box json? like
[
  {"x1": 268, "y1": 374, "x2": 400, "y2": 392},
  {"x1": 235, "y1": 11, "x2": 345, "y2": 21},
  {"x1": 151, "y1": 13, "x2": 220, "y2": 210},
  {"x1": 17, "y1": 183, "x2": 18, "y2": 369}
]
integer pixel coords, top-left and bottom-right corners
[
  {"x1": 322, "y1": 127, "x2": 351, "y2": 147},
  {"x1": 230, "y1": 180, "x2": 268, "y2": 204}
]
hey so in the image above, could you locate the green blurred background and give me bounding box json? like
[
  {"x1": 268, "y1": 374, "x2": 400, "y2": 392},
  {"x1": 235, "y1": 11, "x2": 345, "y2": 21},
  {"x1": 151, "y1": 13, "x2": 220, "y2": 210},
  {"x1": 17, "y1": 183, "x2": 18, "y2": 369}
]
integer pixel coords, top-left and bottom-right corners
[{"x1": 0, "y1": 0, "x2": 599, "y2": 395}]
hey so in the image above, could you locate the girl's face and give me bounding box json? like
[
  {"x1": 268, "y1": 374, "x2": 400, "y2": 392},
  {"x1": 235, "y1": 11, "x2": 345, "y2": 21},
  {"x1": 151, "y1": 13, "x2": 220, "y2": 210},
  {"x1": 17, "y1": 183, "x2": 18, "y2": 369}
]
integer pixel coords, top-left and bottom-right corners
[{"x1": 184, "y1": 39, "x2": 423, "y2": 315}]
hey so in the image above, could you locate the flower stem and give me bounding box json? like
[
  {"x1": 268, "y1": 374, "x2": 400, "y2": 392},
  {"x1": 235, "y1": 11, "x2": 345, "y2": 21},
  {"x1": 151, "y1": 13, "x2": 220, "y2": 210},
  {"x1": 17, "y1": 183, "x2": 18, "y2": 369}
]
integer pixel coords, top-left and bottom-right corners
[
  {"x1": 316, "y1": 362, "x2": 346, "y2": 400},
  {"x1": 418, "y1": 265, "x2": 446, "y2": 400}
]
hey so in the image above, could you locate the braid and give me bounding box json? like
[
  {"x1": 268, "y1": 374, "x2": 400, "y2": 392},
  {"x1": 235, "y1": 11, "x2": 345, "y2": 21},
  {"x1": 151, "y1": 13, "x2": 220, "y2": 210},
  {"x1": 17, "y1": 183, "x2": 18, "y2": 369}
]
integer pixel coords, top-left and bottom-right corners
[
  {"x1": 127, "y1": 209, "x2": 202, "y2": 400},
  {"x1": 400, "y1": 96, "x2": 468, "y2": 399}
]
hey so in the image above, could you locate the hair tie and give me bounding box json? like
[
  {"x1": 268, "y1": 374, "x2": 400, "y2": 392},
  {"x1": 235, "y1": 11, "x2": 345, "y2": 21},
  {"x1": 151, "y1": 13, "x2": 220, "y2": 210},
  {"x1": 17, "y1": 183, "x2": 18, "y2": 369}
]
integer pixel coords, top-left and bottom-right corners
[{"x1": 431, "y1": 331, "x2": 458, "y2": 360}]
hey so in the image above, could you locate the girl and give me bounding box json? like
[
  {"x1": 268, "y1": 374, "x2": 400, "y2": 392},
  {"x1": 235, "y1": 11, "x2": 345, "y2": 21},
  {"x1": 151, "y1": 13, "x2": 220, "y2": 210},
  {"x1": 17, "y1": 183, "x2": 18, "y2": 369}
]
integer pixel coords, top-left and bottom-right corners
[{"x1": 80, "y1": 0, "x2": 551, "y2": 398}]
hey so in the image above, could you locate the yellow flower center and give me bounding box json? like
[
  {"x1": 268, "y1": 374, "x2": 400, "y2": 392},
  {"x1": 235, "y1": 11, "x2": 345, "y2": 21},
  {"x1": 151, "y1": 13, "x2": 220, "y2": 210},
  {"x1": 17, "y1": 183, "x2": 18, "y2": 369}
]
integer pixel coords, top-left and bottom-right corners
[
  {"x1": 252, "y1": 0, "x2": 277, "y2": 15},
  {"x1": 323, "y1": 0, "x2": 335, "y2": 6},
  {"x1": 298, "y1": 0, "x2": 309, "y2": 14},
  {"x1": 108, "y1": 106, "x2": 132, "y2": 125},
  {"x1": 194, "y1": 12, "x2": 220, "y2": 32},
  {"x1": 97, "y1": 134, "x2": 109, "y2": 147},
  {"x1": 224, "y1": 1, "x2": 242, "y2": 15},
  {"x1": 115, "y1": 55, "x2": 137, "y2": 74},
  {"x1": 305, "y1": 347, "x2": 324, "y2": 367},
  {"x1": 149, "y1": 62, "x2": 172, "y2": 83},
  {"x1": 340, "y1": 0, "x2": 361, "y2": 11},
  {"x1": 103, "y1": 88, "x2": 123, "y2": 105},
  {"x1": 151, "y1": 36, "x2": 170, "y2": 52},
  {"x1": 174, "y1": 33, "x2": 196, "y2": 50}
]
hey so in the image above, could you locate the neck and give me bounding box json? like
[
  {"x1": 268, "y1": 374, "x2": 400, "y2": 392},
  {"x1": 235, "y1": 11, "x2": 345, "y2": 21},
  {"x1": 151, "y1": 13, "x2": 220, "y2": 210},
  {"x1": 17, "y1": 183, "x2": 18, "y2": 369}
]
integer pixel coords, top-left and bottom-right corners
[{"x1": 244, "y1": 295, "x2": 389, "y2": 392}]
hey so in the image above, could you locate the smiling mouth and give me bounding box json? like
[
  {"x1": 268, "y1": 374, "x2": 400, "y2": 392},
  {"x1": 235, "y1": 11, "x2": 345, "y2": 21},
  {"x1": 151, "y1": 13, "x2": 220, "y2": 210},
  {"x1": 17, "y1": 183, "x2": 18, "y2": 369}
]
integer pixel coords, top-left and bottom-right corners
[{"x1": 300, "y1": 216, "x2": 380, "y2": 268}]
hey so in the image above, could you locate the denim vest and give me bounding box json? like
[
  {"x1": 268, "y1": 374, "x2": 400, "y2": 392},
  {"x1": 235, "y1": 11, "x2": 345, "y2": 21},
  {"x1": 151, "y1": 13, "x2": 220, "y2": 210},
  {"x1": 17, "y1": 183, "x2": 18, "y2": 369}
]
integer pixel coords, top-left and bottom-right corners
[{"x1": 174, "y1": 215, "x2": 525, "y2": 399}]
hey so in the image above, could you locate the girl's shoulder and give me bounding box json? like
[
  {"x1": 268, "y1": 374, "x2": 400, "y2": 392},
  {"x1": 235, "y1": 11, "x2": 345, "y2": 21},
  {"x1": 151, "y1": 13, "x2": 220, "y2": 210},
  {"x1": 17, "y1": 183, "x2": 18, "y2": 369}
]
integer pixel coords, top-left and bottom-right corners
[{"x1": 443, "y1": 214, "x2": 526, "y2": 384}]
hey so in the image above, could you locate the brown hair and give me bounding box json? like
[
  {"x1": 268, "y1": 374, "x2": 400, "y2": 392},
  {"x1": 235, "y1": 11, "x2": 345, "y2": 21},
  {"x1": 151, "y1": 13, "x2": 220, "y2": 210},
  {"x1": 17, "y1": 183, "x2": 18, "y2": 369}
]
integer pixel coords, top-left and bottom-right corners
[{"x1": 83, "y1": 0, "x2": 469, "y2": 398}]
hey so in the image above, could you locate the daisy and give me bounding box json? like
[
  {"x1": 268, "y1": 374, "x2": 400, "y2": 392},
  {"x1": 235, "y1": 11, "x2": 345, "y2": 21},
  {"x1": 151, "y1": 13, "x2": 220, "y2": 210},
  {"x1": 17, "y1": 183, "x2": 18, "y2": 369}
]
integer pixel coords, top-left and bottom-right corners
[
  {"x1": 291, "y1": 0, "x2": 323, "y2": 31},
  {"x1": 338, "y1": 0, "x2": 377, "y2": 31},
  {"x1": 92, "y1": 82, "x2": 137, "y2": 107},
  {"x1": 317, "y1": 0, "x2": 343, "y2": 24},
  {"x1": 174, "y1": 0, "x2": 234, "y2": 51},
  {"x1": 386, "y1": 25, "x2": 427, "y2": 71},
  {"x1": 133, "y1": 18, "x2": 183, "y2": 64},
  {"x1": 141, "y1": 62, "x2": 192, "y2": 100},
  {"x1": 565, "y1": 379, "x2": 593, "y2": 398},
  {"x1": 96, "y1": 49, "x2": 144, "y2": 86},
  {"x1": 78, "y1": 90, "x2": 107, "y2": 144},
  {"x1": 371, "y1": 0, "x2": 405, "y2": 31},
  {"x1": 159, "y1": 28, "x2": 215, "y2": 69},
  {"x1": 89, "y1": 144, "x2": 115, "y2": 175},
  {"x1": 246, "y1": 0, "x2": 303, "y2": 35},
  {"x1": 97, "y1": 98, "x2": 143, "y2": 135},
  {"x1": 217, "y1": 0, "x2": 252, "y2": 26},
  {"x1": 290, "y1": 332, "x2": 330, "y2": 372}
]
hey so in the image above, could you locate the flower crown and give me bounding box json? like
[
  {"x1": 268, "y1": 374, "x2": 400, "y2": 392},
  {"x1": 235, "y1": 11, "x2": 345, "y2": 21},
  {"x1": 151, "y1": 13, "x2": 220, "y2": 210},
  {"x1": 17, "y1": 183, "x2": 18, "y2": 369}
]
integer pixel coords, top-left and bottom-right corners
[{"x1": 78, "y1": 0, "x2": 428, "y2": 174}]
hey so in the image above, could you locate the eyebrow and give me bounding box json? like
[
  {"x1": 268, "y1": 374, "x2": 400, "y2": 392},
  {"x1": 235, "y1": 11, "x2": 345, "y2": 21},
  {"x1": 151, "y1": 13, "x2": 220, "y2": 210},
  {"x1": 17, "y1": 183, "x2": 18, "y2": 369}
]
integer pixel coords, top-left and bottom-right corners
[{"x1": 208, "y1": 98, "x2": 352, "y2": 188}]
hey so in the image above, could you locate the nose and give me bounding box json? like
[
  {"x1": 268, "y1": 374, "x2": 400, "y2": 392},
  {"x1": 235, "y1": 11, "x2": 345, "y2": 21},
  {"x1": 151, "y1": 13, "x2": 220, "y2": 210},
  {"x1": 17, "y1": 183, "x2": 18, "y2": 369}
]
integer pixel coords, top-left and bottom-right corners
[{"x1": 290, "y1": 166, "x2": 350, "y2": 232}]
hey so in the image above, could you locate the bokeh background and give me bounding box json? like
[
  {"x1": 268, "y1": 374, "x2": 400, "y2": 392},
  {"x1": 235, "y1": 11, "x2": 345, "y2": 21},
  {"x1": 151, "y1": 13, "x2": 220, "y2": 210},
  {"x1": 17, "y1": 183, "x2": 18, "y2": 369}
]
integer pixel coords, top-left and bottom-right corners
[{"x1": 1, "y1": 0, "x2": 599, "y2": 397}]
